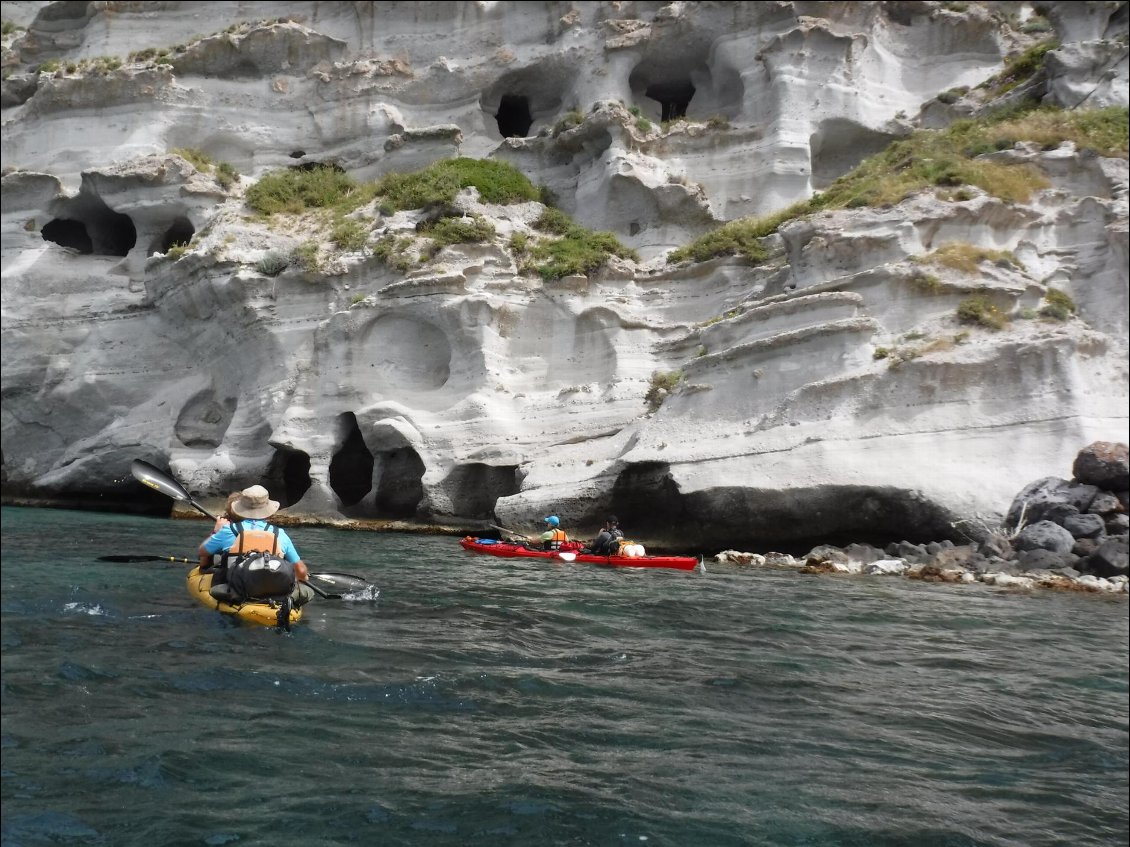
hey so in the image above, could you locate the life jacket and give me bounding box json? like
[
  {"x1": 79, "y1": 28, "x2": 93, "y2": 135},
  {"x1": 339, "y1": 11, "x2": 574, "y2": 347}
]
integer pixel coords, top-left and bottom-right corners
[
  {"x1": 225, "y1": 522, "x2": 295, "y2": 600},
  {"x1": 543, "y1": 528, "x2": 568, "y2": 551}
]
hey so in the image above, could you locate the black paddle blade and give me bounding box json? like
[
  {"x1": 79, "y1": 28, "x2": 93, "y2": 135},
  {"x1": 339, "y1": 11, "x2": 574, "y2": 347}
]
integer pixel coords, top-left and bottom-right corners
[
  {"x1": 307, "y1": 572, "x2": 373, "y2": 599},
  {"x1": 131, "y1": 459, "x2": 216, "y2": 520},
  {"x1": 131, "y1": 460, "x2": 192, "y2": 503}
]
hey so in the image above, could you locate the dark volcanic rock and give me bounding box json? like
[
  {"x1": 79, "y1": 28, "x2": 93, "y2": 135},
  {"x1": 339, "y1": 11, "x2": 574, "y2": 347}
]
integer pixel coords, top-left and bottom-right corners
[
  {"x1": 1072, "y1": 441, "x2": 1130, "y2": 491},
  {"x1": 1017, "y1": 548, "x2": 1076, "y2": 571},
  {"x1": 1007, "y1": 477, "x2": 1099, "y2": 528},
  {"x1": 1084, "y1": 538, "x2": 1129, "y2": 579},
  {"x1": 1063, "y1": 512, "x2": 1106, "y2": 540},
  {"x1": 1014, "y1": 520, "x2": 1076, "y2": 555}
]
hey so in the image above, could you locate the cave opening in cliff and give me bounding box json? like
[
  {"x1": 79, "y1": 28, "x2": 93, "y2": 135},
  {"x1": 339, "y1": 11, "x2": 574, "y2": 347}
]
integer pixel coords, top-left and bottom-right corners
[
  {"x1": 329, "y1": 412, "x2": 374, "y2": 508},
  {"x1": 44, "y1": 192, "x2": 137, "y2": 257},
  {"x1": 496, "y1": 94, "x2": 533, "y2": 138},
  {"x1": 611, "y1": 461, "x2": 686, "y2": 536},
  {"x1": 41, "y1": 218, "x2": 93, "y2": 253},
  {"x1": 151, "y1": 216, "x2": 195, "y2": 257},
  {"x1": 442, "y1": 463, "x2": 520, "y2": 519},
  {"x1": 266, "y1": 446, "x2": 311, "y2": 508},
  {"x1": 374, "y1": 447, "x2": 425, "y2": 518},
  {"x1": 645, "y1": 79, "x2": 696, "y2": 122}
]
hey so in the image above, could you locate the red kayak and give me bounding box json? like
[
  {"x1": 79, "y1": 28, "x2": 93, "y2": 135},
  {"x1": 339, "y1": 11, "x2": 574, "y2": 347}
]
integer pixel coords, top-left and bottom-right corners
[{"x1": 460, "y1": 537, "x2": 701, "y2": 571}]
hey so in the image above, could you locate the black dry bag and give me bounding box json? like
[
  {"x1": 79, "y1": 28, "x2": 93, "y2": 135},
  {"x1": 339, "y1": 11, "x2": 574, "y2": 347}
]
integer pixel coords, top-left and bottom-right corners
[{"x1": 227, "y1": 552, "x2": 296, "y2": 600}]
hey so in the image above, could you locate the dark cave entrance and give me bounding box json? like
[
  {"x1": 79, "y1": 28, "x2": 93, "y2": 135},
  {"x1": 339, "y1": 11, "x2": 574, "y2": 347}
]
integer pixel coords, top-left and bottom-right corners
[
  {"x1": 496, "y1": 94, "x2": 533, "y2": 138},
  {"x1": 329, "y1": 412, "x2": 374, "y2": 508},
  {"x1": 41, "y1": 218, "x2": 93, "y2": 253},
  {"x1": 150, "y1": 216, "x2": 195, "y2": 256},
  {"x1": 42, "y1": 193, "x2": 136, "y2": 257},
  {"x1": 374, "y1": 447, "x2": 425, "y2": 518},
  {"x1": 611, "y1": 461, "x2": 686, "y2": 535},
  {"x1": 441, "y1": 463, "x2": 520, "y2": 519},
  {"x1": 266, "y1": 446, "x2": 312, "y2": 508},
  {"x1": 645, "y1": 79, "x2": 696, "y2": 122}
]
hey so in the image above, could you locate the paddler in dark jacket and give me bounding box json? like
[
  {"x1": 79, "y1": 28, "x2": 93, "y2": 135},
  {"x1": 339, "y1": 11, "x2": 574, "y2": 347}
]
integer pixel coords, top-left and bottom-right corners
[{"x1": 588, "y1": 515, "x2": 624, "y2": 555}]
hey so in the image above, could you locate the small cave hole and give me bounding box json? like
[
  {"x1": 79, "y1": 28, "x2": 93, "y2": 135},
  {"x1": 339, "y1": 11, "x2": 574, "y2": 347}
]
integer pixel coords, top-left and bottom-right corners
[
  {"x1": 151, "y1": 216, "x2": 195, "y2": 256},
  {"x1": 629, "y1": 221, "x2": 641, "y2": 236},
  {"x1": 289, "y1": 150, "x2": 306, "y2": 159},
  {"x1": 496, "y1": 94, "x2": 533, "y2": 138},
  {"x1": 42, "y1": 218, "x2": 93, "y2": 253},
  {"x1": 645, "y1": 79, "x2": 696, "y2": 122},
  {"x1": 329, "y1": 412, "x2": 375, "y2": 508},
  {"x1": 266, "y1": 446, "x2": 312, "y2": 508}
]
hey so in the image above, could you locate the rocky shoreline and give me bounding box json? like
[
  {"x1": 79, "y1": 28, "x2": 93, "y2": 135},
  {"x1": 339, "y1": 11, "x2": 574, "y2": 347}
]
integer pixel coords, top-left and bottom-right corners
[{"x1": 717, "y1": 442, "x2": 1130, "y2": 595}]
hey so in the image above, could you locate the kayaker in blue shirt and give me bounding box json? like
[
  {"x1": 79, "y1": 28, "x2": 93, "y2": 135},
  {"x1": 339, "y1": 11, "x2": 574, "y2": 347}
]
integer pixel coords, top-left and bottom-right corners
[
  {"x1": 540, "y1": 515, "x2": 569, "y2": 551},
  {"x1": 198, "y1": 484, "x2": 314, "y2": 607}
]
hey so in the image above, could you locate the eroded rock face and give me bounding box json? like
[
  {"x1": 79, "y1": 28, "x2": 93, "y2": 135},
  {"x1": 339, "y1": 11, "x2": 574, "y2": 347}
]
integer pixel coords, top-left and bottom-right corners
[{"x1": 1, "y1": 2, "x2": 1128, "y2": 550}]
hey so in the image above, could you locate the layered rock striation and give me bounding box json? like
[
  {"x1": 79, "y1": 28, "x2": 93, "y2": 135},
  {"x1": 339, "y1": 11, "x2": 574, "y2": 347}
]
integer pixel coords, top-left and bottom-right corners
[{"x1": 2, "y1": 1, "x2": 1128, "y2": 551}]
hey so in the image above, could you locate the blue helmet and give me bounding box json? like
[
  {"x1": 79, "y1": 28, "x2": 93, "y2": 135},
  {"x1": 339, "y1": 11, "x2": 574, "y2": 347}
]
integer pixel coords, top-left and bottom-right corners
[{"x1": 544, "y1": 515, "x2": 560, "y2": 527}]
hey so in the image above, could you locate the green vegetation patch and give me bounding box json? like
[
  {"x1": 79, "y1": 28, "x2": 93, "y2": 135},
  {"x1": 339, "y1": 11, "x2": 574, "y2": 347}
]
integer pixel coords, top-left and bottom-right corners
[
  {"x1": 668, "y1": 203, "x2": 806, "y2": 265},
  {"x1": 671, "y1": 105, "x2": 1128, "y2": 266},
  {"x1": 525, "y1": 211, "x2": 637, "y2": 280},
  {"x1": 375, "y1": 158, "x2": 539, "y2": 211},
  {"x1": 255, "y1": 252, "x2": 289, "y2": 276},
  {"x1": 424, "y1": 215, "x2": 496, "y2": 247},
  {"x1": 1039, "y1": 287, "x2": 1076, "y2": 321},
  {"x1": 330, "y1": 218, "x2": 369, "y2": 251},
  {"x1": 956, "y1": 294, "x2": 1009, "y2": 330},
  {"x1": 246, "y1": 166, "x2": 358, "y2": 216},
  {"x1": 173, "y1": 147, "x2": 213, "y2": 171},
  {"x1": 645, "y1": 370, "x2": 683, "y2": 412},
  {"x1": 980, "y1": 39, "x2": 1059, "y2": 96},
  {"x1": 915, "y1": 243, "x2": 1018, "y2": 274}
]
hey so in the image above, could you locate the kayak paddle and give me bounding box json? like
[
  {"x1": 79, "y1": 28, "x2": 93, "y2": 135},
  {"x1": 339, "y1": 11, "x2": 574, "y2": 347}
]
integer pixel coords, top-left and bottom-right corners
[
  {"x1": 489, "y1": 522, "x2": 534, "y2": 542},
  {"x1": 131, "y1": 459, "x2": 217, "y2": 521},
  {"x1": 96, "y1": 554, "x2": 373, "y2": 600},
  {"x1": 97, "y1": 554, "x2": 196, "y2": 563}
]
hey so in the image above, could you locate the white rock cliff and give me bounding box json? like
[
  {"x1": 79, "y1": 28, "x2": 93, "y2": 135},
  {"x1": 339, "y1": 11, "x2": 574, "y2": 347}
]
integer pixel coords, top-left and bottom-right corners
[{"x1": 1, "y1": 1, "x2": 1127, "y2": 550}]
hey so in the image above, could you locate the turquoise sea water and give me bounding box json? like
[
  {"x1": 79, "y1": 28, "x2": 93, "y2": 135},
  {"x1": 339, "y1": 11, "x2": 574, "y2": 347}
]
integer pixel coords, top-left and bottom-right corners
[{"x1": 1, "y1": 505, "x2": 1127, "y2": 847}]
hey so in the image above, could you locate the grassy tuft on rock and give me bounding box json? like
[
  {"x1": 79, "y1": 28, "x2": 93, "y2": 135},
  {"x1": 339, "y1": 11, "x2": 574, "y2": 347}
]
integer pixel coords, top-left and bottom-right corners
[
  {"x1": 524, "y1": 210, "x2": 637, "y2": 279},
  {"x1": 669, "y1": 105, "x2": 1128, "y2": 265},
  {"x1": 246, "y1": 166, "x2": 358, "y2": 216},
  {"x1": 375, "y1": 158, "x2": 540, "y2": 210},
  {"x1": 956, "y1": 294, "x2": 1008, "y2": 330}
]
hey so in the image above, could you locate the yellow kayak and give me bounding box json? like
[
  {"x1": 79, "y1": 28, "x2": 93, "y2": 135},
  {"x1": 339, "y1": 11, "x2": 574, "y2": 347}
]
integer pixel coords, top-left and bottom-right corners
[{"x1": 185, "y1": 567, "x2": 303, "y2": 628}]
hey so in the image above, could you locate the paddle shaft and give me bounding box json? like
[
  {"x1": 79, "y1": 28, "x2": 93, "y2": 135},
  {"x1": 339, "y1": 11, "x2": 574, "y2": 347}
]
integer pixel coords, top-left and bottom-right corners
[{"x1": 489, "y1": 522, "x2": 536, "y2": 542}]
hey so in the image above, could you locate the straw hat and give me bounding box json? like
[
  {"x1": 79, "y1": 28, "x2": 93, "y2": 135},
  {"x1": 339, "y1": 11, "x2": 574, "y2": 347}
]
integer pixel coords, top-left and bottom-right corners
[{"x1": 231, "y1": 485, "x2": 279, "y2": 520}]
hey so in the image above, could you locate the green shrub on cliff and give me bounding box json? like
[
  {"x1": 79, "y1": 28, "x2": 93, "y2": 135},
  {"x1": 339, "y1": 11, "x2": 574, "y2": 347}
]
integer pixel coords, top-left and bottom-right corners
[
  {"x1": 424, "y1": 215, "x2": 496, "y2": 247},
  {"x1": 522, "y1": 209, "x2": 637, "y2": 279},
  {"x1": 246, "y1": 166, "x2": 358, "y2": 216},
  {"x1": 956, "y1": 294, "x2": 1008, "y2": 330},
  {"x1": 1039, "y1": 287, "x2": 1076, "y2": 321},
  {"x1": 914, "y1": 243, "x2": 1019, "y2": 274},
  {"x1": 374, "y1": 158, "x2": 539, "y2": 210},
  {"x1": 978, "y1": 39, "x2": 1059, "y2": 96},
  {"x1": 668, "y1": 105, "x2": 1128, "y2": 265},
  {"x1": 645, "y1": 370, "x2": 683, "y2": 412}
]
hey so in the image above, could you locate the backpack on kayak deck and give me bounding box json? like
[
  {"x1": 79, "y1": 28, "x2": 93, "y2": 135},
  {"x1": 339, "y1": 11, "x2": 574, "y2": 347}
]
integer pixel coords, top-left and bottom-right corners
[
  {"x1": 223, "y1": 521, "x2": 294, "y2": 600},
  {"x1": 227, "y1": 552, "x2": 296, "y2": 600}
]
